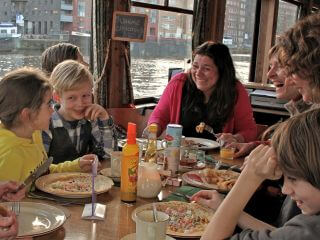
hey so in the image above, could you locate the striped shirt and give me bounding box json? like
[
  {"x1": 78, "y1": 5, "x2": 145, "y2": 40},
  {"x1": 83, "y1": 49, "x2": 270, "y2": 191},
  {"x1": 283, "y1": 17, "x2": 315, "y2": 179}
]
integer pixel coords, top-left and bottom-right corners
[{"x1": 42, "y1": 109, "x2": 113, "y2": 159}]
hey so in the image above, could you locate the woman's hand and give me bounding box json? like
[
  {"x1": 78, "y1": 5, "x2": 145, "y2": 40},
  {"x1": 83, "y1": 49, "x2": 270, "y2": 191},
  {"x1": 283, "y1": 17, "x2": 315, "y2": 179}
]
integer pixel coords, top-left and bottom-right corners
[
  {"x1": 226, "y1": 142, "x2": 256, "y2": 158},
  {"x1": 84, "y1": 104, "x2": 110, "y2": 121},
  {"x1": 217, "y1": 133, "x2": 244, "y2": 145},
  {"x1": 190, "y1": 190, "x2": 224, "y2": 210},
  {"x1": 242, "y1": 145, "x2": 282, "y2": 181},
  {"x1": 0, "y1": 181, "x2": 25, "y2": 202},
  {"x1": 79, "y1": 154, "x2": 102, "y2": 172},
  {"x1": 0, "y1": 210, "x2": 18, "y2": 239}
]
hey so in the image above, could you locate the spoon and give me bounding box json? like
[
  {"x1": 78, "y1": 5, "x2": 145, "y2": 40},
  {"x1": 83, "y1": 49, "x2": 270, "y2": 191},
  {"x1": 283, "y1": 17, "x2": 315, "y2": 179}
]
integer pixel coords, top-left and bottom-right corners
[{"x1": 152, "y1": 203, "x2": 158, "y2": 222}]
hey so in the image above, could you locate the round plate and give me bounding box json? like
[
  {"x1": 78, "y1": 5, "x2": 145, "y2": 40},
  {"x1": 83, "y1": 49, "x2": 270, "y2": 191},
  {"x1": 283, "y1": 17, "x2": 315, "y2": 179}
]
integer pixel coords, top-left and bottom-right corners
[
  {"x1": 2, "y1": 202, "x2": 66, "y2": 238},
  {"x1": 35, "y1": 172, "x2": 114, "y2": 198},
  {"x1": 121, "y1": 233, "x2": 175, "y2": 240},
  {"x1": 185, "y1": 137, "x2": 219, "y2": 150},
  {"x1": 182, "y1": 169, "x2": 239, "y2": 192},
  {"x1": 132, "y1": 201, "x2": 214, "y2": 238},
  {"x1": 100, "y1": 168, "x2": 120, "y2": 182}
]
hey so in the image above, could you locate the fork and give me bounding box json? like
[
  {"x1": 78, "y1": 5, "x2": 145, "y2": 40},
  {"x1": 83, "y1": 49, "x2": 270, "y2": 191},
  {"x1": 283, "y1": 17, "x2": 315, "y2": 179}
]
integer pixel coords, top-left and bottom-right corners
[
  {"x1": 204, "y1": 124, "x2": 219, "y2": 139},
  {"x1": 11, "y1": 201, "x2": 20, "y2": 216}
]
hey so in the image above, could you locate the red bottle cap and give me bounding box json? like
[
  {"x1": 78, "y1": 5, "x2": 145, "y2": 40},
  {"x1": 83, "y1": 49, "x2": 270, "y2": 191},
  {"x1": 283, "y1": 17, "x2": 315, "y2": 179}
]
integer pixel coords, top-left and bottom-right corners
[{"x1": 127, "y1": 122, "x2": 137, "y2": 144}]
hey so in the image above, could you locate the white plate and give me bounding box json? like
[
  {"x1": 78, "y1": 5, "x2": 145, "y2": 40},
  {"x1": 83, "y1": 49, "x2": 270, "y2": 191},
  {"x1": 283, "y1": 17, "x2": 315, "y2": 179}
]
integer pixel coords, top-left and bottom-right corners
[
  {"x1": 118, "y1": 138, "x2": 163, "y2": 149},
  {"x1": 185, "y1": 137, "x2": 219, "y2": 150},
  {"x1": 2, "y1": 202, "x2": 66, "y2": 238},
  {"x1": 121, "y1": 233, "x2": 175, "y2": 240}
]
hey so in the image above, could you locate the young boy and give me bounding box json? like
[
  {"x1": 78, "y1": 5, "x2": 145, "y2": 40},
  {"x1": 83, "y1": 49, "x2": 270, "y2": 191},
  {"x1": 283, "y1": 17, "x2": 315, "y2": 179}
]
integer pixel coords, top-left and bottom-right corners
[
  {"x1": 193, "y1": 108, "x2": 320, "y2": 240},
  {"x1": 42, "y1": 60, "x2": 114, "y2": 168}
]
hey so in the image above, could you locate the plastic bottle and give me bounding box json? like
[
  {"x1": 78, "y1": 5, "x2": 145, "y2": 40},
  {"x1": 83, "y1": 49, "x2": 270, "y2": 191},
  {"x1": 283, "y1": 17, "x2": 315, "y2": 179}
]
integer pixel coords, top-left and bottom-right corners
[
  {"x1": 121, "y1": 122, "x2": 139, "y2": 202},
  {"x1": 144, "y1": 123, "x2": 158, "y2": 163}
]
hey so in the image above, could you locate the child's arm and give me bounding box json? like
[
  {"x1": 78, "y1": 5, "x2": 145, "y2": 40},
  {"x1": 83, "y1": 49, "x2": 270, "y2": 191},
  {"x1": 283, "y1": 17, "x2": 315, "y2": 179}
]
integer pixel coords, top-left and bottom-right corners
[
  {"x1": 200, "y1": 145, "x2": 282, "y2": 240},
  {"x1": 84, "y1": 104, "x2": 114, "y2": 158},
  {"x1": 49, "y1": 159, "x2": 82, "y2": 173}
]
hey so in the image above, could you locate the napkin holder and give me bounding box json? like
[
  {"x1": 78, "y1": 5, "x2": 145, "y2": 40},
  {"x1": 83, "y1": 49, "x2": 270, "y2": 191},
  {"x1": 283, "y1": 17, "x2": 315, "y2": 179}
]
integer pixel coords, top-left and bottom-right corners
[
  {"x1": 82, "y1": 157, "x2": 106, "y2": 220},
  {"x1": 82, "y1": 203, "x2": 106, "y2": 220}
]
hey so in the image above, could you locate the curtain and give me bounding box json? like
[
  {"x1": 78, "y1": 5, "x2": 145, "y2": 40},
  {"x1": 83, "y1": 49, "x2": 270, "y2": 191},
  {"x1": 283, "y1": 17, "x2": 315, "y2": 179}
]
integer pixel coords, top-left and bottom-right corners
[
  {"x1": 192, "y1": 0, "x2": 208, "y2": 51},
  {"x1": 92, "y1": 0, "x2": 134, "y2": 108}
]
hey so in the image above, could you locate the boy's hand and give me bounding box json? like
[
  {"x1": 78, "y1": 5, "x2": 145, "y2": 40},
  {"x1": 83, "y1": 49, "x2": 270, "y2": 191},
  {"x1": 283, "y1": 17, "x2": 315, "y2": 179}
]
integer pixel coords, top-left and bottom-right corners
[
  {"x1": 84, "y1": 104, "x2": 110, "y2": 121},
  {"x1": 243, "y1": 145, "x2": 282, "y2": 181},
  {"x1": 79, "y1": 154, "x2": 102, "y2": 172}
]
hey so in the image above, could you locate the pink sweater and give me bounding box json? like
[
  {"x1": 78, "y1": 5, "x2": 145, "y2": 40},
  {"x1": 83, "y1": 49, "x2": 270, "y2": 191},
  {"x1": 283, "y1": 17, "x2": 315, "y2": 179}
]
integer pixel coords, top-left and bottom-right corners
[{"x1": 148, "y1": 73, "x2": 257, "y2": 142}]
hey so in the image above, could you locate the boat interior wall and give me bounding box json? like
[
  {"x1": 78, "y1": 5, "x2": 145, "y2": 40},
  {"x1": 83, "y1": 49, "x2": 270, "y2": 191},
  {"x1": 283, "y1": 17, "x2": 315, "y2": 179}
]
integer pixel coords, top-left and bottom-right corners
[{"x1": 108, "y1": 108, "x2": 153, "y2": 137}]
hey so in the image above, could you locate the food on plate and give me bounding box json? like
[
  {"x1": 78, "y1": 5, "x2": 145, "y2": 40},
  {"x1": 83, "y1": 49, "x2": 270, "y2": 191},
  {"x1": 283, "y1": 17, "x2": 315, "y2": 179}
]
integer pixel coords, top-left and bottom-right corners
[
  {"x1": 36, "y1": 173, "x2": 114, "y2": 197},
  {"x1": 195, "y1": 122, "x2": 206, "y2": 133},
  {"x1": 184, "y1": 168, "x2": 239, "y2": 191},
  {"x1": 154, "y1": 201, "x2": 213, "y2": 236},
  {"x1": 202, "y1": 168, "x2": 238, "y2": 190},
  {"x1": 185, "y1": 139, "x2": 206, "y2": 148},
  {"x1": 47, "y1": 175, "x2": 93, "y2": 193},
  {"x1": 186, "y1": 173, "x2": 203, "y2": 183}
]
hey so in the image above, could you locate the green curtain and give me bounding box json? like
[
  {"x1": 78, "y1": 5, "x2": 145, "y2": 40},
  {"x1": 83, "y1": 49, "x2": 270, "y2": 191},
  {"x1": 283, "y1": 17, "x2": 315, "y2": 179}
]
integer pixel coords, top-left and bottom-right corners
[
  {"x1": 192, "y1": 0, "x2": 208, "y2": 51},
  {"x1": 92, "y1": 0, "x2": 134, "y2": 108}
]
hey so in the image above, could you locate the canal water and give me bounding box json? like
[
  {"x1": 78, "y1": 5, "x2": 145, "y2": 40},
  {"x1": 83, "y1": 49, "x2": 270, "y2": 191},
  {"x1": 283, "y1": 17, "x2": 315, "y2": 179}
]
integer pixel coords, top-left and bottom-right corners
[{"x1": 0, "y1": 53, "x2": 249, "y2": 99}]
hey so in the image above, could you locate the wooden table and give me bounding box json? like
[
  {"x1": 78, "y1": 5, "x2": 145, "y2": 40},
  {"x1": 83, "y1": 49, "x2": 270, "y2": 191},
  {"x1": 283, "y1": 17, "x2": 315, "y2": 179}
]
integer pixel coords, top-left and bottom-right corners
[{"x1": 30, "y1": 151, "x2": 243, "y2": 240}]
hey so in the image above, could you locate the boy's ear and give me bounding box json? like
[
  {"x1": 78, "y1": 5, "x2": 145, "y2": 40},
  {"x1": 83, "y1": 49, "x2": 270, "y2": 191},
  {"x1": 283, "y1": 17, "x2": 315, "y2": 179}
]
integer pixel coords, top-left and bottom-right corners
[{"x1": 53, "y1": 92, "x2": 60, "y2": 103}]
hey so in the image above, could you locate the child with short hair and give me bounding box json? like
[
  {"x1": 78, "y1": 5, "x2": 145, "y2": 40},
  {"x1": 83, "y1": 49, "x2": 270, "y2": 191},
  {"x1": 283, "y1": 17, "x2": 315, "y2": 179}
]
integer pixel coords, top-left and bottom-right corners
[
  {"x1": 42, "y1": 60, "x2": 113, "y2": 166},
  {"x1": 193, "y1": 108, "x2": 320, "y2": 240},
  {"x1": 0, "y1": 68, "x2": 93, "y2": 182}
]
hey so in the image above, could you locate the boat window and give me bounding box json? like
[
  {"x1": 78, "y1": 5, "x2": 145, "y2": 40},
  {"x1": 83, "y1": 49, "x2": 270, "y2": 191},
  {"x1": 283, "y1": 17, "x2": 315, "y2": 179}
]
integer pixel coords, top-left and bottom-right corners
[
  {"x1": 130, "y1": 2, "x2": 193, "y2": 99},
  {"x1": 223, "y1": 0, "x2": 258, "y2": 83},
  {"x1": 276, "y1": 1, "x2": 299, "y2": 37},
  {"x1": 0, "y1": 0, "x2": 92, "y2": 77}
]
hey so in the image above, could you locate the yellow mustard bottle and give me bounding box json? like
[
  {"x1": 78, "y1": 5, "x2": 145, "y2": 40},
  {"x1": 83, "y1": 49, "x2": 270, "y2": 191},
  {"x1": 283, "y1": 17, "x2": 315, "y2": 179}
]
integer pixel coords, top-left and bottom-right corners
[{"x1": 121, "y1": 122, "x2": 139, "y2": 202}]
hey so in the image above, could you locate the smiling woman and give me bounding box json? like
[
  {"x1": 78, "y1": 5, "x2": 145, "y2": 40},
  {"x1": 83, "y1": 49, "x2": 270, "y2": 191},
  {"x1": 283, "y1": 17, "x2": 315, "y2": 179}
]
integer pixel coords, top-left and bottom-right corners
[{"x1": 147, "y1": 41, "x2": 257, "y2": 144}]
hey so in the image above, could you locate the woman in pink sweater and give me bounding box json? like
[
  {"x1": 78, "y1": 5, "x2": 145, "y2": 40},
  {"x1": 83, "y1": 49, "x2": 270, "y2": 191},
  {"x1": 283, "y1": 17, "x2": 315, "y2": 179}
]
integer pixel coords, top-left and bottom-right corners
[{"x1": 148, "y1": 41, "x2": 257, "y2": 143}]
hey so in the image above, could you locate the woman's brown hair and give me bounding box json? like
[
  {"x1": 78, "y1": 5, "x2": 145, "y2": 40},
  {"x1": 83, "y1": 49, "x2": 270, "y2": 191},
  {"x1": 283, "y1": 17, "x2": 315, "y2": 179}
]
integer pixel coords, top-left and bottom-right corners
[
  {"x1": 278, "y1": 13, "x2": 320, "y2": 89},
  {"x1": 0, "y1": 67, "x2": 52, "y2": 128},
  {"x1": 272, "y1": 108, "x2": 320, "y2": 189}
]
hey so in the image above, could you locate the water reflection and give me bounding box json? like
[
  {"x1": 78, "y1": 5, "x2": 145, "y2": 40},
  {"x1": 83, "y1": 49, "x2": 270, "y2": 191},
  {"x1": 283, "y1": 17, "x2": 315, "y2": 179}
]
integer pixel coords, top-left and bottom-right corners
[{"x1": 0, "y1": 53, "x2": 249, "y2": 99}]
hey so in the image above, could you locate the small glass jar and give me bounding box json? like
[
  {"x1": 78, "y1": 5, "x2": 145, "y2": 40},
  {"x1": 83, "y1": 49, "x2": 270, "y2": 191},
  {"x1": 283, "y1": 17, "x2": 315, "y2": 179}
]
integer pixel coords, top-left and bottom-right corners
[{"x1": 137, "y1": 162, "x2": 162, "y2": 198}]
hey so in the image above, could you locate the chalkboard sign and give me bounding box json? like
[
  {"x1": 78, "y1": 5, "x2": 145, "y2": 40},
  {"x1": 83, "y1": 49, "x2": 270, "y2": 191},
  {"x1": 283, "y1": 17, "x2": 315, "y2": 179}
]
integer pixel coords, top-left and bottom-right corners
[{"x1": 112, "y1": 11, "x2": 148, "y2": 42}]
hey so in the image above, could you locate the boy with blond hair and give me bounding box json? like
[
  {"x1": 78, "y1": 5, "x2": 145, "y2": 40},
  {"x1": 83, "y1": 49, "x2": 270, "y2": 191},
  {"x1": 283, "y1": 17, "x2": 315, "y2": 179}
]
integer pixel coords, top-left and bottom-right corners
[{"x1": 42, "y1": 60, "x2": 114, "y2": 166}]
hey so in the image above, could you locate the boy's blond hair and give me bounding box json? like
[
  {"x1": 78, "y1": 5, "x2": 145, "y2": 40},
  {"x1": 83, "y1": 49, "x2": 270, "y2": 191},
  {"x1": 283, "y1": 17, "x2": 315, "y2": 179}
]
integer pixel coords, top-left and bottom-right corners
[
  {"x1": 272, "y1": 108, "x2": 320, "y2": 189},
  {"x1": 50, "y1": 60, "x2": 93, "y2": 94}
]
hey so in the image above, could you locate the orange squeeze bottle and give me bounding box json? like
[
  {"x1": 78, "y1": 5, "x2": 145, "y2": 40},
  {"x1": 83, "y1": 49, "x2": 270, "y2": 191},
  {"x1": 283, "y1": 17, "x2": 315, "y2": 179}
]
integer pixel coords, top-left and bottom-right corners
[{"x1": 120, "y1": 122, "x2": 139, "y2": 202}]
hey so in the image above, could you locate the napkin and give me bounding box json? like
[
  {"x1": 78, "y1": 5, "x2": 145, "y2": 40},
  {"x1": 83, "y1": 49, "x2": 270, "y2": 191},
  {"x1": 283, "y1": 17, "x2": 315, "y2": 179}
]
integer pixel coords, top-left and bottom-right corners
[{"x1": 164, "y1": 186, "x2": 202, "y2": 202}]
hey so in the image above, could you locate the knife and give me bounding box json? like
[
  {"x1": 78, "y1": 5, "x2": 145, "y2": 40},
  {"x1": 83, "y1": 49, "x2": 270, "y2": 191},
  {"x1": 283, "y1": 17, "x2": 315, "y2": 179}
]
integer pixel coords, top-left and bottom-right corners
[{"x1": 22, "y1": 156, "x2": 53, "y2": 187}]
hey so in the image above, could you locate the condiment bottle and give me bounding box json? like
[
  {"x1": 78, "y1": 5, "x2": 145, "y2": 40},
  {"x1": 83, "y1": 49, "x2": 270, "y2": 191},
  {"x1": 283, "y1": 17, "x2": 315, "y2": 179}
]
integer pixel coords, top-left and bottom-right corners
[
  {"x1": 144, "y1": 123, "x2": 158, "y2": 163},
  {"x1": 121, "y1": 122, "x2": 139, "y2": 202}
]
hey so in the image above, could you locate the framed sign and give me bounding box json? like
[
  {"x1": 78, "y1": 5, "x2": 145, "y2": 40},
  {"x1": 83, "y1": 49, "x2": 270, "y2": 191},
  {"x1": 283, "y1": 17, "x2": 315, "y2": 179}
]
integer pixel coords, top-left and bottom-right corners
[{"x1": 112, "y1": 11, "x2": 148, "y2": 42}]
